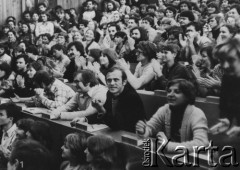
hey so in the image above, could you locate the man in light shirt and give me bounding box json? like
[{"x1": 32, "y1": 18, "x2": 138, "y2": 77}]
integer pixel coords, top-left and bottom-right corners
[{"x1": 51, "y1": 70, "x2": 107, "y2": 121}]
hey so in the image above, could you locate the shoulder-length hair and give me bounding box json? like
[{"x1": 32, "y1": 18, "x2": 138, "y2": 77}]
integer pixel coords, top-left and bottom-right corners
[
  {"x1": 64, "y1": 133, "x2": 87, "y2": 164},
  {"x1": 166, "y1": 79, "x2": 196, "y2": 104},
  {"x1": 87, "y1": 135, "x2": 117, "y2": 163},
  {"x1": 0, "y1": 62, "x2": 12, "y2": 80}
]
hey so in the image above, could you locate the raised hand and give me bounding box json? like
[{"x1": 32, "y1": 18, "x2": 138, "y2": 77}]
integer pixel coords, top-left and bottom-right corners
[
  {"x1": 16, "y1": 75, "x2": 25, "y2": 88},
  {"x1": 34, "y1": 88, "x2": 44, "y2": 96},
  {"x1": 117, "y1": 58, "x2": 130, "y2": 71},
  {"x1": 93, "y1": 62, "x2": 101, "y2": 73},
  {"x1": 179, "y1": 34, "x2": 187, "y2": 48},
  {"x1": 151, "y1": 59, "x2": 162, "y2": 77},
  {"x1": 92, "y1": 98, "x2": 105, "y2": 112}
]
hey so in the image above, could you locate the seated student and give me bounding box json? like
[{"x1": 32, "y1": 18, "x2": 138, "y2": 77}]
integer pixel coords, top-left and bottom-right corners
[
  {"x1": 33, "y1": 70, "x2": 75, "y2": 109},
  {"x1": 15, "y1": 118, "x2": 35, "y2": 140},
  {"x1": 85, "y1": 135, "x2": 126, "y2": 170},
  {"x1": 0, "y1": 103, "x2": 21, "y2": 164},
  {"x1": 11, "y1": 61, "x2": 44, "y2": 102},
  {"x1": 114, "y1": 31, "x2": 135, "y2": 59},
  {"x1": 51, "y1": 70, "x2": 107, "y2": 121},
  {"x1": 92, "y1": 67, "x2": 146, "y2": 132},
  {"x1": 8, "y1": 139, "x2": 54, "y2": 170},
  {"x1": 46, "y1": 44, "x2": 70, "y2": 78},
  {"x1": 210, "y1": 38, "x2": 240, "y2": 138},
  {"x1": 0, "y1": 63, "x2": 14, "y2": 97},
  {"x1": 119, "y1": 0, "x2": 131, "y2": 15},
  {"x1": 151, "y1": 43, "x2": 195, "y2": 90},
  {"x1": 56, "y1": 32, "x2": 69, "y2": 47},
  {"x1": 141, "y1": 16, "x2": 158, "y2": 42},
  {"x1": 136, "y1": 79, "x2": 209, "y2": 152},
  {"x1": 6, "y1": 30, "x2": 19, "y2": 57},
  {"x1": 26, "y1": 120, "x2": 51, "y2": 150},
  {"x1": 60, "y1": 133, "x2": 88, "y2": 170},
  {"x1": 25, "y1": 45, "x2": 39, "y2": 61},
  {"x1": 13, "y1": 54, "x2": 36, "y2": 97},
  {"x1": 54, "y1": 7, "x2": 69, "y2": 34},
  {"x1": 0, "y1": 43, "x2": 11, "y2": 65},
  {"x1": 64, "y1": 41, "x2": 85, "y2": 82},
  {"x1": 81, "y1": 0, "x2": 101, "y2": 22},
  {"x1": 18, "y1": 22, "x2": 34, "y2": 45},
  {"x1": 35, "y1": 12, "x2": 54, "y2": 37},
  {"x1": 117, "y1": 41, "x2": 156, "y2": 90},
  {"x1": 82, "y1": 29, "x2": 101, "y2": 55}
]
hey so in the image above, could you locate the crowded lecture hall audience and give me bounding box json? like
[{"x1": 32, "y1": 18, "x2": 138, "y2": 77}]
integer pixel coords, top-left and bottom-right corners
[{"x1": 0, "y1": 0, "x2": 239, "y2": 169}]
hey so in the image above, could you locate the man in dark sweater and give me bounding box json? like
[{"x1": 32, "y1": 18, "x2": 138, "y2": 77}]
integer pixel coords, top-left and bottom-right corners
[
  {"x1": 211, "y1": 38, "x2": 240, "y2": 138},
  {"x1": 92, "y1": 67, "x2": 146, "y2": 132}
]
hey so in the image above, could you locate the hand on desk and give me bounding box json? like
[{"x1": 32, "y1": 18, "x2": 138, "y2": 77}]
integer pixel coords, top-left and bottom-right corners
[
  {"x1": 156, "y1": 132, "x2": 167, "y2": 145},
  {"x1": 135, "y1": 120, "x2": 149, "y2": 138},
  {"x1": 209, "y1": 118, "x2": 230, "y2": 135},
  {"x1": 70, "y1": 117, "x2": 87, "y2": 126},
  {"x1": 50, "y1": 110, "x2": 61, "y2": 119},
  {"x1": 226, "y1": 126, "x2": 240, "y2": 138}
]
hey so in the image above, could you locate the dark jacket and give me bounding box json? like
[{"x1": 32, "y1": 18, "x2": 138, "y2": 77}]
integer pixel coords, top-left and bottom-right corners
[
  {"x1": 220, "y1": 74, "x2": 240, "y2": 124},
  {"x1": 151, "y1": 63, "x2": 195, "y2": 90},
  {"x1": 101, "y1": 84, "x2": 146, "y2": 132}
]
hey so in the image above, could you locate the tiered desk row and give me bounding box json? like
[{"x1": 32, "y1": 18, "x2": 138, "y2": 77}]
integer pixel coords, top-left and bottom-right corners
[{"x1": 3, "y1": 90, "x2": 221, "y2": 169}]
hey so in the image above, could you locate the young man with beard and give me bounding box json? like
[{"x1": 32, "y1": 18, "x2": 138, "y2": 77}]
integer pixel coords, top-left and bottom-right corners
[
  {"x1": 92, "y1": 67, "x2": 146, "y2": 132},
  {"x1": 13, "y1": 54, "x2": 35, "y2": 97},
  {"x1": 0, "y1": 44, "x2": 11, "y2": 65},
  {"x1": 64, "y1": 41, "x2": 85, "y2": 82},
  {"x1": 102, "y1": 23, "x2": 120, "y2": 49}
]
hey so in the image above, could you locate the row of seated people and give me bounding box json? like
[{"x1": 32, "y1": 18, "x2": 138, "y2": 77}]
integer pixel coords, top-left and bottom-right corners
[
  {"x1": 0, "y1": 55, "x2": 239, "y2": 170},
  {"x1": 0, "y1": 0, "x2": 240, "y2": 169},
  {"x1": 0, "y1": 103, "x2": 127, "y2": 170},
  {"x1": 2, "y1": 0, "x2": 240, "y2": 98}
]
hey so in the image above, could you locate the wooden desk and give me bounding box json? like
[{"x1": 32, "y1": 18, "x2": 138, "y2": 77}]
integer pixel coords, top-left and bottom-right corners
[
  {"x1": 16, "y1": 104, "x2": 214, "y2": 170},
  {"x1": 137, "y1": 90, "x2": 220, "y2": 127}
]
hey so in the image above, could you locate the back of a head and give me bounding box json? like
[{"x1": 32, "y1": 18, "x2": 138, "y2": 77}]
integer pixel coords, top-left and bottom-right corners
[
  {"x1": 87, "y1": 135, "x2": 117, "y2": 163},
  {"x1": 34, "y1": 70, "x2": 54, "y2": 87},
  {"x1": 29, "y1": 121, "x2": 51, "y2": 149},
  {"x1": 0, "y1": 103, "x2": 22, "y2": 123},
  {"x1": 179, "y1": 10, "x2": 195, "y2": 22},
  {"x1": 9, "y1": 139, "x2": 53, "y2": 170}
]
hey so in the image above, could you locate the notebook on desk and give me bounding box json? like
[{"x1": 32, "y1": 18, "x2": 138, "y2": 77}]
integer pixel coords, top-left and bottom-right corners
[
  {"x1": 75, "y1": 122, "x2": 109, "y2": 132},
  {"x1": 22, "y1": 107, "x2": 51, "y2": 115}
]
